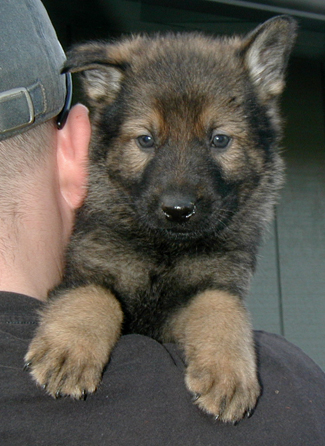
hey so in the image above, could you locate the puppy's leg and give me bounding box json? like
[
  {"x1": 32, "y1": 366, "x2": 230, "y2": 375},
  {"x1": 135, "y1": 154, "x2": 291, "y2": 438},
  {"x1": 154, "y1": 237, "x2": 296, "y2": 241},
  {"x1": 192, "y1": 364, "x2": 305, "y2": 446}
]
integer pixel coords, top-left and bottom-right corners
[
  {"x1": 168, "y1": 290, "x2": 260, "y2": 423},
  {"x1": 25, "y1": 284, "x2": 123, "y2": 399}
]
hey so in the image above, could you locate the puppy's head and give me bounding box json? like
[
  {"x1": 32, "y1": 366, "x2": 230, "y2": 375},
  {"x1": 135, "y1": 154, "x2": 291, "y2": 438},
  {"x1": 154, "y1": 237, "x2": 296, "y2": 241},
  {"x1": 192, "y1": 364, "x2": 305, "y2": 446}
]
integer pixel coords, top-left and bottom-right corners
[{"x1": 64, "y1": 16, "x2": 296, "y2": 241}]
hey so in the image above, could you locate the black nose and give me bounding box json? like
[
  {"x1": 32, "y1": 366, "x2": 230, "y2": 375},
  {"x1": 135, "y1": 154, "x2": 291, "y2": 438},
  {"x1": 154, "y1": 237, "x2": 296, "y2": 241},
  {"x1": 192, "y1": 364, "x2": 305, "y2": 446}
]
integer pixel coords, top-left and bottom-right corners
[{"x1": 161, "y1": 196, "x2": 196, "y2": 223}]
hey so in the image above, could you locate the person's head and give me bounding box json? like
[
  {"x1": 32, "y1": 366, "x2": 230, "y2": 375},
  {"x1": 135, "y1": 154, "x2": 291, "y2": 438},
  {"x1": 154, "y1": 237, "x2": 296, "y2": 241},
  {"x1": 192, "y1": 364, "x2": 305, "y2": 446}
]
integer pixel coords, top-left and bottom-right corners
[{"x1": 0, "y1": 0, "x2": 91, "y2": 299}]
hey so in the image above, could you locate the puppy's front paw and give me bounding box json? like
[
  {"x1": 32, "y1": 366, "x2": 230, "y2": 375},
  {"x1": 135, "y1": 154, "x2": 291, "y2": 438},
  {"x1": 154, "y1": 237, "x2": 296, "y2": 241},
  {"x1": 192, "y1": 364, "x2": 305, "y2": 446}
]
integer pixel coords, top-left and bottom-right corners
[
  {"x1": 24, "y1": 285, "x2": 123, "y2": 399},
  {"x1": 185, "y1": 350, "x2": 260, "y2": 423},
  {"x1": 25, "y1": 328, "x2": 104, "y2": 399},
  {"x1": 169, "y1": 290, "x2": 260, "y2": 423}
]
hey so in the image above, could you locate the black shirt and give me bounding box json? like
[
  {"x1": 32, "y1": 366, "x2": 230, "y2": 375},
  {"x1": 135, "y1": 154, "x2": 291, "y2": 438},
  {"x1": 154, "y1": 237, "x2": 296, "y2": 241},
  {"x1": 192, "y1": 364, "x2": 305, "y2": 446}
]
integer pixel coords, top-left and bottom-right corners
[{"x1": 1, "y1": 291, "x2": 325, "y2": 445}]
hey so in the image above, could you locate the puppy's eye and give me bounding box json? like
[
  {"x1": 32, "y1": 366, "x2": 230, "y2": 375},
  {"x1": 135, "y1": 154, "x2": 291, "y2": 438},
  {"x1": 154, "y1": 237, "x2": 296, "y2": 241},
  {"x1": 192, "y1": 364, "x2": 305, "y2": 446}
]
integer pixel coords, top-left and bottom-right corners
[
  {"x1": 136, "y1": 135, "x2": 155, "y2": 150},
  {"x1": 210, "y1": 132, "x2": 231, "y2": 150}
]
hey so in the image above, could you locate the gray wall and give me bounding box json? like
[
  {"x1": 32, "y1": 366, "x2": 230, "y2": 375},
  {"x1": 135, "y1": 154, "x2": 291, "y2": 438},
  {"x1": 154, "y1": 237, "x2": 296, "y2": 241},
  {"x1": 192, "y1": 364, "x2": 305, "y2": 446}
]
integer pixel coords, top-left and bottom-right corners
[{"x1": 249, "y1": 58, "x2": 325, "y2": 370}]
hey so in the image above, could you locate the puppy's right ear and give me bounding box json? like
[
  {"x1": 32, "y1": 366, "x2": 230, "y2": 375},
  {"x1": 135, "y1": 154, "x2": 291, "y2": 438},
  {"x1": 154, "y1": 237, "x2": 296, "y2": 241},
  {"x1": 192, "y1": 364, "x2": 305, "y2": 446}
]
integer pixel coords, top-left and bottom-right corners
[{"x1": 62, "y1": 43, "x2": 128, "y2": 106}]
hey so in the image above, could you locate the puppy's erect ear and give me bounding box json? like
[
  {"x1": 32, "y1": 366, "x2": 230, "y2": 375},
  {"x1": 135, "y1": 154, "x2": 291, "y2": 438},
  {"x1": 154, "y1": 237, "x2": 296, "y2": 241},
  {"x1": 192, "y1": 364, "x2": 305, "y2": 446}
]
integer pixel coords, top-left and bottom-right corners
[
  {"x1": 62, "y1": 43, "x2": 128, "y2": 106},
  {"x1": 241, "y1": 15, "x2": 297, "y2": 101}
]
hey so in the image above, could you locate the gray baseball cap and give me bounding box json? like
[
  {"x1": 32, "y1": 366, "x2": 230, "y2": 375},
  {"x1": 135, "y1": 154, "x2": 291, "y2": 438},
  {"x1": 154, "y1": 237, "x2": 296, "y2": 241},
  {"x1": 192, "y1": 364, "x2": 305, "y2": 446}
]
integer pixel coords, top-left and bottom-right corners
[{"x1": 0, "y1": 0, "x2": 69, "y2": 141}]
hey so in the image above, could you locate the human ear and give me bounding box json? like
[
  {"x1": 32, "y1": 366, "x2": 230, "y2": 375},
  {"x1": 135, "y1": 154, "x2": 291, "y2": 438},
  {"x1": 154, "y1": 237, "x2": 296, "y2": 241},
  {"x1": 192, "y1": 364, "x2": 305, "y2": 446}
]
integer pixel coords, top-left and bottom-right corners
[{"x1": 56, "y1": 103, "x2": 91, "y2": 210}]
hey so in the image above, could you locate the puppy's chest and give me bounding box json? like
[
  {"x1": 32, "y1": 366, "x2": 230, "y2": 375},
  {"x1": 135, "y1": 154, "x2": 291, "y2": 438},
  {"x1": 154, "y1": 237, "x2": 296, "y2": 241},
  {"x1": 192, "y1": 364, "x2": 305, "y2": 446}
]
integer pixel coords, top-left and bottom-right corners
[
  {"x1": 114, "y1": 261, "x2": 194, "y2": 337},
  {"x1": 112, "y1": 251, "x2": 223, "y2": 326},
  {"x1": 74, "y1": 231, "x2": 237, "y2": 333},
  {"x1": 113, "y1": 256, "x2": 189, "y2": 307},
  {"x1": 76, "y1": 231, "x2": 215, "y2": 300}
]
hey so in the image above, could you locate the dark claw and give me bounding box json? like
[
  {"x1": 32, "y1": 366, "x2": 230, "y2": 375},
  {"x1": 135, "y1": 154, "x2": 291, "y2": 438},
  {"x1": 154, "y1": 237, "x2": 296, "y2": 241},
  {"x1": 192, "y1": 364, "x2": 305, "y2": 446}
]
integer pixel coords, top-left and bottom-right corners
[
  {"x1": 55, "y1": 391, "x2": 62, "y2": 399},
  {"x1": 23, "y1": 362, "x2": 32, "y2": 372},
  {"x1": 80, "y1": 390, "x2": 88, "y2": 401},
  {"x1": 246, "y1": 408, "x2": 255, "y2": 418}
]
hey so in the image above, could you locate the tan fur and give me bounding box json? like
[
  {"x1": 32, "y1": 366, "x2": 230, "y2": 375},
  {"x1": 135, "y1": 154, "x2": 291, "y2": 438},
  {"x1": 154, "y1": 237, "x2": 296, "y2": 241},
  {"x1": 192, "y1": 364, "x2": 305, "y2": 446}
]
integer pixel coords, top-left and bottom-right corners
[
  {"x1": 166, "y1": 290, "x2": 259, "y2": 422},
  {"x1": 25, "y1": 285, "x2": 123, "y2": 398}
]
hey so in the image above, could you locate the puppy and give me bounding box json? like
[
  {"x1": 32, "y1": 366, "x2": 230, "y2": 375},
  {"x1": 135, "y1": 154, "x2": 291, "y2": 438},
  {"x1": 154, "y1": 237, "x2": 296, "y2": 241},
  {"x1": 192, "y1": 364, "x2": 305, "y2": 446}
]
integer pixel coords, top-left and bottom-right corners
[{"x1": 25, "y1": 16, "x2": 297, "y2": 423}]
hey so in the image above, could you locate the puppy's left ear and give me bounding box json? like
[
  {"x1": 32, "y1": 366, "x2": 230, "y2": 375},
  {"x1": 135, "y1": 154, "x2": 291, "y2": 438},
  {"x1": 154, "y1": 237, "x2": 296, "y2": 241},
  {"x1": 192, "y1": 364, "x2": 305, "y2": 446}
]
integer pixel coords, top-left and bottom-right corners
[
  {"x1": 63, "y1": 43, "x2": 128, "y2": 107},
  {"x1": 242, "y1": 15, "x2": 297, "y2": 101}
]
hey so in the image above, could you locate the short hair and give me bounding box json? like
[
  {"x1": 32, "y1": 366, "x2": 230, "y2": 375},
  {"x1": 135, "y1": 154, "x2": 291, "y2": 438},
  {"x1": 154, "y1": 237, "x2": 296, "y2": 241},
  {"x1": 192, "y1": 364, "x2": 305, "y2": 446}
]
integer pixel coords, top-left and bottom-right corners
[{"x1": 0, "y1": 119, "x2": 56, "y2": 187}]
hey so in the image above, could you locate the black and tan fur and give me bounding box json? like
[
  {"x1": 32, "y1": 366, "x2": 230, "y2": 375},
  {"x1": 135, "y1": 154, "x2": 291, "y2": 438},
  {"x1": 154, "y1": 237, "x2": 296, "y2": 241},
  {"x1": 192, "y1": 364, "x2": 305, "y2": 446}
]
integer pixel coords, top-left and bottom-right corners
[{"x1": 25, "y1": 16, "x2": 297, "y2": 423}]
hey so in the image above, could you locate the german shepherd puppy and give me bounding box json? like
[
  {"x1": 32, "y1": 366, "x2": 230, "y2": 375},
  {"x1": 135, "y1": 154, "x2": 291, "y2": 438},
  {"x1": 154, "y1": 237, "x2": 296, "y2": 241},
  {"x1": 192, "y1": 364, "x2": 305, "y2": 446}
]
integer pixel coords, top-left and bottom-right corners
[{"x1": 25, "y1": 16, "x2": 297, "y2": 422}]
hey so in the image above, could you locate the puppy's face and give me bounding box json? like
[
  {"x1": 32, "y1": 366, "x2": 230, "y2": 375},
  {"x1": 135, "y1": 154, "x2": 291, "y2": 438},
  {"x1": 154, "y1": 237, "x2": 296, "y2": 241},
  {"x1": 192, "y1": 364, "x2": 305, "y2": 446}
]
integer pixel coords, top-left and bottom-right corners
[
  {"x1": 102, "y1": 70, "x2": 260, "y2": 238},
  {"x1": 64, "y1": 19, "x2": 296, "y2": 240}
]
